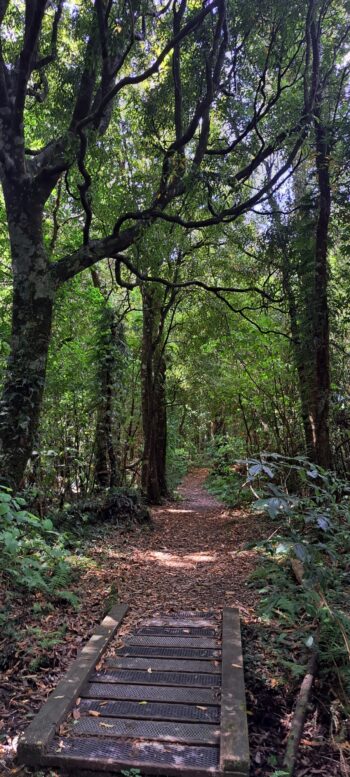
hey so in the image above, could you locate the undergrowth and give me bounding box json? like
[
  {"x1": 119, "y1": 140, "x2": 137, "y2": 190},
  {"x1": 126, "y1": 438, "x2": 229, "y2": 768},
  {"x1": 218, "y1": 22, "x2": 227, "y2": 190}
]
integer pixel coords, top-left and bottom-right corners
[
  {"x1": 0, "y1": 485, "x2": 80, "y2": 603},
  {"x1": 240, "y1": 454, "x2": 350, "y2": 714},
  {"x1": 206, "y1": 436, "x2": 254, "y2": 507}
]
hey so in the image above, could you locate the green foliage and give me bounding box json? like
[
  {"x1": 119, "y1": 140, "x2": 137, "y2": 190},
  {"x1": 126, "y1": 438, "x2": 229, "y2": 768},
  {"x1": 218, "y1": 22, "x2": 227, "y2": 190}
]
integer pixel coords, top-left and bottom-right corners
[
  {"x1": 121, "y1": 770, "x2": 141, "y2": 777},
  {"x1": 241, "y1": 454, "x2": 350, "y2": 704},
  {"x1": 24, "y1": 625, "x2": 67, "y2": 671},
  {"x1": 0, "y1": 486, "x2": 77, "y2": 602},
  {"x1": 166, "y1": 445, "x2": 190, "y2": 493},
  {"x1": 206, "y1": 437, "x2": 254, "y2": 507},
  {"x1": 53, "y1": 488, "x2": 150, "y2": 532}
]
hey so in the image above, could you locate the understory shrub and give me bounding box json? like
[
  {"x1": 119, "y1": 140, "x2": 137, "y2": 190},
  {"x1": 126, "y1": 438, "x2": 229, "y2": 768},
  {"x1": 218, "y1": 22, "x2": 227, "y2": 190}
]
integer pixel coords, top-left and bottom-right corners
[
  {"x1": 240, "y1": 453, "x2": 350, "y2": 708},
  {"x1": 52, "y1": 487, "x2": 150, "y2": 533},
  {"x1": 0, "y1": 485, "x2": 77, "y2": 603},
  {"x1": 206, "y1": 436, "x2": 254, "y2": 507}
]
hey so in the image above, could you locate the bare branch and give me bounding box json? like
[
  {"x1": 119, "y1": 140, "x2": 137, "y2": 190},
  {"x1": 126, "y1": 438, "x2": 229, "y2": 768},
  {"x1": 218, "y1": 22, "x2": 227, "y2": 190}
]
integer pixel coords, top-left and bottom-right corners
[
  {"x1": 13, "y1": 0, "x2": 47, "y2": 132},
  {"x1": 32, "y1": 0, "x2": 64, "y2": 71},
  {"x1": 77, "y1": 0, "x2": 220, "y2": 132},
  {"x1": 115, "y1": 252, "x2": 281, "y2": 303}
]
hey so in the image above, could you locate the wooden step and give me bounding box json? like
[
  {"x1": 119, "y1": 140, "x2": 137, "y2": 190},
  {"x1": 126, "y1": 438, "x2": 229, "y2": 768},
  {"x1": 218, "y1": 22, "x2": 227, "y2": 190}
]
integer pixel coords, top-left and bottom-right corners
[
  {"x1": 117, "y1": 645, "x2": 221, "y2": 659},
  {"x1": 124, "y1": 635, "x2": 219, "y2": 648},
  {"x1": 18, "y1": 607, "x2": 249, "y2": 776},
  {"x1": 44, "y1": 737, "x2": 221, "y2": 776},
  {"x1": 143, "y1": 617, "x2": 218, "y2": 628},
  {"x1": 70, "y1": 716, "x2": 220, "y2": 745},
  {"x1": 106, "y1": 656, "x2": 221, "y2": 674},
  {"x1": 79, "y1": 698, "x2": 221, "y2": 723},
  {"x1": 84, "y1": 682, "x2": 220, "y2": 705},
  {"x1": 137, "y1": 625, "x2": 219, "y2": 637},
  {"x1": 90, "y1": 668, "x2": 221, "y2": 687}
]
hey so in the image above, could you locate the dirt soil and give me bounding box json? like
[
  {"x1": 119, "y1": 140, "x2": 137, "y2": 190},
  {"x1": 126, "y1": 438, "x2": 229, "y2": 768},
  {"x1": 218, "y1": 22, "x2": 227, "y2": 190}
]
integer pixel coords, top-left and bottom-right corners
[{"x1": 0, "y1": 469, "x2": 344, "y2": 776}]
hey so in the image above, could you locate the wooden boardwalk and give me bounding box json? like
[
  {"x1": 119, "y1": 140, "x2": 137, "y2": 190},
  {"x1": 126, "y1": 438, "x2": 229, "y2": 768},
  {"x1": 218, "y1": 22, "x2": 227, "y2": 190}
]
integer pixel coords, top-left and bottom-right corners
[{"x1": 18, "y1": 606, "x2": 249, "y2": 776}]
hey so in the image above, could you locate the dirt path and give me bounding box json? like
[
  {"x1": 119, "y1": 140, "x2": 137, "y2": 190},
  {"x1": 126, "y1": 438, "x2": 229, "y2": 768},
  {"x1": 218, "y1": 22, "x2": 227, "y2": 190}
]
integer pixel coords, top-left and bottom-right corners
[
  {"x1": 113, "y1": 469, "x2": 269, "y2": 629},
  {"x1": 2, "y1": 469, "x2": 271, "y2": 773},
  {"x1": 2, "y1": 470, "x2": 338, "y2": 776}
]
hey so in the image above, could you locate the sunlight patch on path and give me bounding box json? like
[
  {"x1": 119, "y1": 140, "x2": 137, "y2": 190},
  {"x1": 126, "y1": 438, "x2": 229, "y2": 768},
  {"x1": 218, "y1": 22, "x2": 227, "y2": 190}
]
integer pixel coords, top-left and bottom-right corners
[{"x1": 133, "y1": 549, "x2": 218, "y2": 569}]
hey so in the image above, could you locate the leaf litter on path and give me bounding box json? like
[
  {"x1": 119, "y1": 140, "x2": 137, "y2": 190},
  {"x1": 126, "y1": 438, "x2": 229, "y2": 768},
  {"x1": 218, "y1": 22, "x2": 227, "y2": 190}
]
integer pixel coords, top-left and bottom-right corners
[{"x1": 0, "y1": 468, "x2": 342, "y2": 776}]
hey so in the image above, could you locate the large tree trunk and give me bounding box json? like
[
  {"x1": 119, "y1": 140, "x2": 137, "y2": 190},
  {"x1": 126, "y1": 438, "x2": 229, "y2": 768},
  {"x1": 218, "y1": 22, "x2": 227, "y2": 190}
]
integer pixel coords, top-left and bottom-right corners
[
  {"x1": 273, "y1": 134, "x2": 332, "y2": 469},
  {"x1": 141, "y1": 286, "x2": 168, "y2": 504},
  {"x1": 0, "y1": 188, "x2": 54, "y2": 488}
]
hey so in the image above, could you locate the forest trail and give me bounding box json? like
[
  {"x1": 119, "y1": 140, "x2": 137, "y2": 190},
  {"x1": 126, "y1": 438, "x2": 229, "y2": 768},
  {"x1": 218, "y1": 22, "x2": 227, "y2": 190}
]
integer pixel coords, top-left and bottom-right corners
[
  {"x1": 112, "y1": 469, "x2": 269, "y2": 630},
  {"x1": 3, "y1": 472, "x2": 337, "y2": 776}
]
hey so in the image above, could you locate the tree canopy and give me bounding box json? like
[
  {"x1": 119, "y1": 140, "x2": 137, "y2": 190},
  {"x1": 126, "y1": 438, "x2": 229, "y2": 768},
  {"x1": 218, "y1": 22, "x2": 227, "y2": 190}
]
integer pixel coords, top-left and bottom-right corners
[{"x1": 1, "y1": 3, "x2": 350, "y2": 773}]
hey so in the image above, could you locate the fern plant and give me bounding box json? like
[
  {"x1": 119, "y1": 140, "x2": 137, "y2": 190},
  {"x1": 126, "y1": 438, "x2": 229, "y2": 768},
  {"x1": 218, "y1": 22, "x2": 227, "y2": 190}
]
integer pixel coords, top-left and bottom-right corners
[
  {"x1": 0, "y1": 485, "x2": 77, "y2": 602},
  {"x1": 238, "y1": 454, "x2": 350, "y2": 705}
]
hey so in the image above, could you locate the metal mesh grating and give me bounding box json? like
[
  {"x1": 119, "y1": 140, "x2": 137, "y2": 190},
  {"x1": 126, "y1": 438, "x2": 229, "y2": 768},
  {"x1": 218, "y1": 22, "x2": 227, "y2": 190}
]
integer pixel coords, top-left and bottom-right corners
[
  {"x1": 155, "y1": 611, "x2": 217, "y2": 619},
  {"x1": 137, "y1": 626, "x2": 218, "y2": 637},
  {"x1": 124, "y1": 636, "x2": 218, "y2": 648},
  {"x1": 46, "y1": 736, "x2": 220, "y2": 771},
  {"x1": 70, "y1": 717, "x2": 220, "y2": 745},
  {"x1": 117, "y1": 645, "x2": 220, "y2": 659},
  {"x1": 106, "y1": 657, "x2": 221, "y2": 674},
  {"x1": 91, "y1": 669, "x2": 221, "y2": 687},
  {"x1": 144, "y1": 617, "x2": 217, "y2": 628},
  {"x1": 84, "y1": 682, "x2": 220, "y2": 705},
  {"x1": 79, "y1": 698, "x2": 221, "y2": 723}
]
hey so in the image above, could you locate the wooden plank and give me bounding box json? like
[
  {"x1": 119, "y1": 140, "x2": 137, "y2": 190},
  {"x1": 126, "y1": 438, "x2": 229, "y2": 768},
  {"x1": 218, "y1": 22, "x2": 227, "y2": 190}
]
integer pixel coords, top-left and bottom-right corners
[
  {"x1": 143, "y1": 617, "x2": 218, "y2": 628},
  {"x1": 124, "y1": 636, "x2": 218, "y2": 648},
  {"x1": 220, "y1": 608, "x2": 250, "y2": 776},
  {"x1": 79, "y1": 698, "x2": 221, "y2": 723},
  {"x1": 84, "y1": 682, "x2": 220, "y2": 705},
  {"x1": 91, "y1": 668, "x2": 221, "y2": 687},
  {"x1": 117, "y1": 645, "x2": 221, "y2": 659},
  {"x1": 71, "y1": 716, "x2": 220, "y2": 745},
  {"x1": 106, "y1": 656, "x2": 221, "y2": 674},
  {"x1": 41, "y1": 736, "x2": 221, "y2": 776},
  {"x1": 155, "y1": 611, "x2": 217, "y2": 618},
  {"x1": 137, "y1": 626, "x2": 218, "y2": 637},
  {"x1": 18, "y1": 604, "x2": 128, "y2": 762}
]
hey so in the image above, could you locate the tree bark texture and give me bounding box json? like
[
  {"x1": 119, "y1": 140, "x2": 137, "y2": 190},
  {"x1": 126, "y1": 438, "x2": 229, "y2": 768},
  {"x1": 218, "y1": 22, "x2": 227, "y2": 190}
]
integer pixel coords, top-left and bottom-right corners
[
  {"x1": 141, "y1": 286, "x2": 168, "y2": 504},
  {"x1": 312, "y1": 112, "x2": 332, "y2": 469},
  {"x1": 94, "y1": 307, "x2": 123, "y2": 490},
  {"x1": 0, "y1": 185, "x2": 55, "y2": 487}
]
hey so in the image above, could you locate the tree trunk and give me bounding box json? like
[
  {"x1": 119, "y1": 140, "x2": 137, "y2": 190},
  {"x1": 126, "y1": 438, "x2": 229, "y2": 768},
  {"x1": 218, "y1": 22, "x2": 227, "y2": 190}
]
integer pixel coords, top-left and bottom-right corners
[
  {"x1": 313, "y1": 114, "x2": 332, "y2": 469},
  {"x1": 282, "y1": 251, "x2": 317, "y2": 459},
  {"x1": 94, "y1": 305, "x2": 122, "y2": 490},
  {"x1": 271, "y1": 145, "x2": 332, "y2": 468},
  {"x1": 0, "y1": 188, "x2": 54, "y2": 488},
  {"x1": 154, "y1": 353, "x2": 168, "y2": 497},
  {"x1": 141, "y1": 286, "x2": 168, "y2": 504}
]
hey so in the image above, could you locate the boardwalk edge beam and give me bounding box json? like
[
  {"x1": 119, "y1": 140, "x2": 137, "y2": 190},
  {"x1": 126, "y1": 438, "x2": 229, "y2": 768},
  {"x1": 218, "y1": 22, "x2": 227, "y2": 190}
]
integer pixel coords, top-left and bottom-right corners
[
  {"x1": 220, "y1": 608, "x2": 250, "y2": 776},
  {"x1": 17, "y1": 603, "x2": 128, "y2": 763}
]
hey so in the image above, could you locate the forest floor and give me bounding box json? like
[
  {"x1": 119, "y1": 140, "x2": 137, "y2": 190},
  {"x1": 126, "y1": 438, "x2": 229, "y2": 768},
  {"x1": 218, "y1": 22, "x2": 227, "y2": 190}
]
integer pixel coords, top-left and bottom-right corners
[{"x1": 0, "y1": 469, "x2": 342, "y2": 776}]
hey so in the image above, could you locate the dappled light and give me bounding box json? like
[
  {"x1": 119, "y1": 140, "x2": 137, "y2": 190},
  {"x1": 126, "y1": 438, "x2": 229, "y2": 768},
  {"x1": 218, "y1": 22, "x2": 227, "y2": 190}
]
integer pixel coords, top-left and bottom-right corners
[
  {"x1": 135, "y1": 549, "x2": 218, "y2": 569},
  {"x1": 0, "y1": 2, "x2": 349, "y2": 775}
]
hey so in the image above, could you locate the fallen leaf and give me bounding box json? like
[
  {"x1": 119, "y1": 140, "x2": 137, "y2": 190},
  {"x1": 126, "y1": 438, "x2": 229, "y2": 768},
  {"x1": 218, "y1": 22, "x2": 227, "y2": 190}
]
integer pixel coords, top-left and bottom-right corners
[{"x1": 88, "y1": 710, "x2": 101, "y2": 717}]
